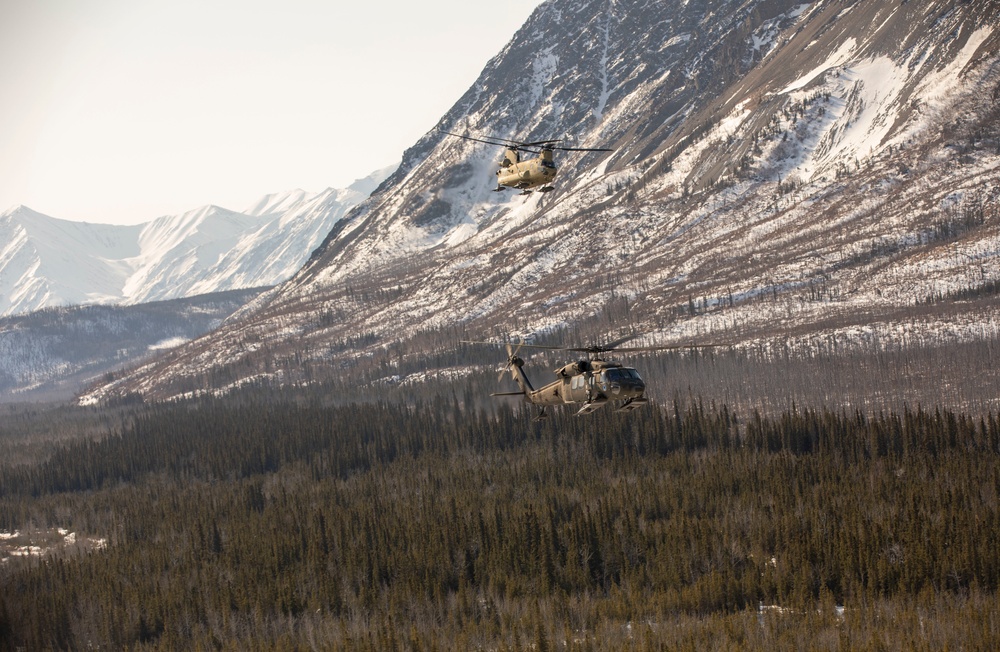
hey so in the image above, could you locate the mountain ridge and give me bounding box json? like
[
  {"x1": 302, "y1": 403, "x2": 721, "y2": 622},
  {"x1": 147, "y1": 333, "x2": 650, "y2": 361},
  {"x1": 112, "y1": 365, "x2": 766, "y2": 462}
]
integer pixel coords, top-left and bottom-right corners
[{"x1": 0, "y1": 166, "x2": 395, "y2": 317}]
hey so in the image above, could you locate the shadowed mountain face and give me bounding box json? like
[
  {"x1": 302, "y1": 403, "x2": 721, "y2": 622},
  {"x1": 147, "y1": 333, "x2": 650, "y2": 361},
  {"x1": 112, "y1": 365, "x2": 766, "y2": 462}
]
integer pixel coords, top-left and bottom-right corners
[
  {"x1": 84, "y1": 0, "x2": 1000, "y2": 402},
  {"x1": 0, "y1": 288, "x2": 267, "y2": 403}
]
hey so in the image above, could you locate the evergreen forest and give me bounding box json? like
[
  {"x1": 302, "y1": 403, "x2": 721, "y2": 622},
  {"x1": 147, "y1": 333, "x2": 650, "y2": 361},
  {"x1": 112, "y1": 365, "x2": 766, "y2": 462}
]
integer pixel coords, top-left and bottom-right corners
[{"x1": 2, "y1": 384, "x2": 1000, "y2": 650}]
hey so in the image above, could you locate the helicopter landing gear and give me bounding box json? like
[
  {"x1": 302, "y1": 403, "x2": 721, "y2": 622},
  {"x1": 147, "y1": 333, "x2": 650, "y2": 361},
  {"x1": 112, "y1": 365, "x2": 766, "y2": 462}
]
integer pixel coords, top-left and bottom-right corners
[
  {"x1": 615, "y1": 397, "x2": 649, "y2": 412},
  {"x1": 576, "y1": 398, "x2": 609, "y2": 415},
  {"x1": 519, "y1": 189, "x2": 533, "y2": 196},
  {"x1": 533, "y1": 407, "x2": 549, "y2": 421},
  {"x1": 492, "y1": 186, "x2": 506, "y2": 192},
  {"x1": 539, "y1": 186, "x2": 555, "y2": 193}
]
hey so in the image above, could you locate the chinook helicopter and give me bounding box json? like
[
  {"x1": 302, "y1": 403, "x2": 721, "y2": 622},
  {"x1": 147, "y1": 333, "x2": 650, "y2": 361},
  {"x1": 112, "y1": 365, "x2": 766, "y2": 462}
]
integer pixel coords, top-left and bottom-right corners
[
  {"x1": 442, "y1": 130, "x2": 612, "y2": 194},
  {"x1": 464, "y1": 339, "x2": 711, "y2": 420}
]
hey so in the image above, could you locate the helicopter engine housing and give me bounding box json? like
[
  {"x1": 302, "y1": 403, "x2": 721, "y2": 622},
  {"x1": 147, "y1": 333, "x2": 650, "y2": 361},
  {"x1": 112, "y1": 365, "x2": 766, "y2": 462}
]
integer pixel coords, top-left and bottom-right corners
[{"x1": 556, "y1": 360, "x2": 590, "y2": 377}]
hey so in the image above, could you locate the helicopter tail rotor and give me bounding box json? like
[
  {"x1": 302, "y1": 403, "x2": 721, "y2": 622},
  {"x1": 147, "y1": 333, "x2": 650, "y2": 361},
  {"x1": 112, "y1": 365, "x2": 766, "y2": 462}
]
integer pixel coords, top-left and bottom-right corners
[{"x1": 498, "y1": 340, "x2": 525, "y2": 382}]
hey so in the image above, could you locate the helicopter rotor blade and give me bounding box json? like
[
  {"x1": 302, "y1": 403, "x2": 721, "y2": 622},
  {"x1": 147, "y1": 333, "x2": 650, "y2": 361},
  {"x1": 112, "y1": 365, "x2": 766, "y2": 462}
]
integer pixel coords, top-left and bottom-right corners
[
  {"x1": 571, "y1": 342, "x2": 722, "y2": 354},
  {"x1": 597, "y1": 344, "x2": 721, "y2": 352},
  {"x1": 545, "y1": 145, "x2": 615, "y2": 153},
  {"x1": 440, "y1": 130, "x2": 612, "y2": 153},
  {"x1": 442, "y1": 131, "x2": 525, "y2": 149},
  {"x1": 496, "y1": 339, "x2": 530, "y2": 382},
  {"x1": 459, "y1": 339, "x2": 529, "y2": 382},
  {"x1": 473, "y1": 340, "x2": 721, "y2": 355},
  {"x1": 498, "y1": 342, "x2": 514, "y2": 382},
  {"x1": 464, "y1": 339, "x2": 719, "y2": 352},
  {"x1": 441, "y1": 130, "x2": 556, "y2": 150},
  {"x1": 509, "y1": 145, "x2": 615, "y2": 155}
]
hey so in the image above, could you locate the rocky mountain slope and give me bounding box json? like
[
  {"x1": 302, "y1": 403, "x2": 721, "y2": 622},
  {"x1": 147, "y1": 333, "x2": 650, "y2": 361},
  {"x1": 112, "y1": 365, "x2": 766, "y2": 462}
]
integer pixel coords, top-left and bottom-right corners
[
  {"x1": 84, "y1": 0, "x2": 1000, "y2": 404},
  {"x1": 0, "y1": 168, "x2": 392, "y2": 317},
  {"x1": 0, "y1": 288, "x2": 265, "y2": 403}
]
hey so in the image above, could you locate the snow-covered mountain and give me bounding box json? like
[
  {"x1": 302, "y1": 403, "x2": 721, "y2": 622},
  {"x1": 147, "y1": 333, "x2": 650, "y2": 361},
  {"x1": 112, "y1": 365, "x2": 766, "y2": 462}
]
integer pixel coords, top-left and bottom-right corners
[
  {"x1": 0, "y1": 206, "x2": 142, "y2": 316},
  {"x1": 0, "y1": 167, "x2": 394, "y2": 317},
  {"x1": 83, "y1": 0, "x2": 1000, "y2": 404}
]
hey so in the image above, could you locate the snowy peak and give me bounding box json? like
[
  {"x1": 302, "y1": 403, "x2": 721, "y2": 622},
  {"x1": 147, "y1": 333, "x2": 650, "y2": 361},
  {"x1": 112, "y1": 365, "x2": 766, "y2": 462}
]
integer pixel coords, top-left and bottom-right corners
[
  {"x1": 240, "y1": 164, "x2": 399, "y2": 220},
  {"x1": 123, "y1": 205, "x2": 270, "y2": 303},
  {"x1": 0, "y1": 206, "x2": 142, "y2": 315},
  {"x1": 2, "y1": 205, "x2": 141, "y2": 259},
  {"x1": 0, "y1": 166, "x2": 394, "y2": 316},
  {"x1": 242, "y1": 189, "x2": 313, "y2": 218},
  {"x1": 348, "y1": 164, "x2": 400, "y2": 196},
  {"x1": 186, "y1": 182, "x2": 385, "y2": 295}
]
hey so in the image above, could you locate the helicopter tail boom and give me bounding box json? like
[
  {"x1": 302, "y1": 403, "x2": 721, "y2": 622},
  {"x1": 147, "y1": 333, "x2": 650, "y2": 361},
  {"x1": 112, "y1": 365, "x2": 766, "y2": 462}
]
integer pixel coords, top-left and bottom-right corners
[{"x1": 505, "y1": 356, "x2": 536, "y2": 395}]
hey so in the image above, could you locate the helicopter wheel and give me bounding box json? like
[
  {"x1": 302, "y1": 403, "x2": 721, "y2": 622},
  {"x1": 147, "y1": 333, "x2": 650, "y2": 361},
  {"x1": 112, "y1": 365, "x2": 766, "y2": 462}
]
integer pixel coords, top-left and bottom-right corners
[{"x1": 539, "y1": 186, "x2": 555, "y2": 193}]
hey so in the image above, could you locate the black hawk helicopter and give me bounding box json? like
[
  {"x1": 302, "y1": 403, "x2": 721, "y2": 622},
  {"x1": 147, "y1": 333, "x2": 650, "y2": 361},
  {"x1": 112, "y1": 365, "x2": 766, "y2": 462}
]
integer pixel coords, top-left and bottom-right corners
[
  {"x1": 442, "y1": 130, "x2": 612, "y2": 195},
  {"x1": 464, "y1": 338, "x2": 713, "y2": 420}
]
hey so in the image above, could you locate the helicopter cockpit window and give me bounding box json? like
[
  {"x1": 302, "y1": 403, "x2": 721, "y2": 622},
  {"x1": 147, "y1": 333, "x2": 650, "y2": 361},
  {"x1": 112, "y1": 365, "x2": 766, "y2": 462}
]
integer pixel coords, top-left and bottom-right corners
[
  {"x1": 542, "y1": 160, "x2": 556, "y2": 168},
  {"x1": 603, "y1": 369, "x2": 624, "y2": 381},
  {"x1": 603, "y1": 368, "x2": 641, "y2": 382}
]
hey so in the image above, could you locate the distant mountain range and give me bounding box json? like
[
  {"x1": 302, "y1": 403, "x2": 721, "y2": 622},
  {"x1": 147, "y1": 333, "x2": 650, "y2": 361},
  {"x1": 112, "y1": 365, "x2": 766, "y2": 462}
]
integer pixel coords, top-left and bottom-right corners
[{"x1": 0, "y1": 166, "x2": 394, "y2": 317}]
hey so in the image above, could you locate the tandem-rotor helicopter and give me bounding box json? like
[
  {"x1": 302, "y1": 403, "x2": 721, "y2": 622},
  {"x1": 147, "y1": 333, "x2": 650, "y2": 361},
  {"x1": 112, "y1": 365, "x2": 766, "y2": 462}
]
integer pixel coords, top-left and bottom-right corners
[
  {"x1": 442, "y1": 130, "x2": 612, "y2": 195},
  {"x1": 464, "y1": 339, "x2": 713, "y2": 420}
]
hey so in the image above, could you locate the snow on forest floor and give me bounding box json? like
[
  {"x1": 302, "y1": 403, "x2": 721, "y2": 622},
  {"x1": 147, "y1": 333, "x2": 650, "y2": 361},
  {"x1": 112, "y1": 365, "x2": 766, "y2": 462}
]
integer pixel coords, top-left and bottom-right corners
[{"x1": 0, "y1": 528, "x2": 107, "y2": 564}]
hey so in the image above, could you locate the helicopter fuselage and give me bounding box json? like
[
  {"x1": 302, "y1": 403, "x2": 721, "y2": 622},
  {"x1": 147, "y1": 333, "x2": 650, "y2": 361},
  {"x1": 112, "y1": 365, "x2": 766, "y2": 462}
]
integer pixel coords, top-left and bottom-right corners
[
  {"x1": 505, "y1": 356, "x2": 649, "y2": 416},
  {"x1": 440, "y1": 131, "x2": 611, "y2": 194},
  {"x1": 467, "y1": 336, "x2": 711, "y2": 419},
  {"x1": 496, "y1": 147, "x2": 558, "y2": 191}
]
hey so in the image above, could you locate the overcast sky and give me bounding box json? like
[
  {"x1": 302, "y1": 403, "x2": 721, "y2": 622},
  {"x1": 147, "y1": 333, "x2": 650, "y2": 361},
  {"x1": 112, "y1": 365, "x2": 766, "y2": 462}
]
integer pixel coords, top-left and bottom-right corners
[{"x1": 1, "y1": 0, "x2": 546, "y2": 225}]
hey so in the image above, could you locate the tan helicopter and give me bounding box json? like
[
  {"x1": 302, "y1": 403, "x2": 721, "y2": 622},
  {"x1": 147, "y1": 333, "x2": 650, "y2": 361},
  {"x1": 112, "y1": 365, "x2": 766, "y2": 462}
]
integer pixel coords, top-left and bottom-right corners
[
  {"x1": 464, "y1": 339, "x2": 709, "y2": 419},
  {"x1": 442, "y1": 130, "x2": 612, "y2": 194}
]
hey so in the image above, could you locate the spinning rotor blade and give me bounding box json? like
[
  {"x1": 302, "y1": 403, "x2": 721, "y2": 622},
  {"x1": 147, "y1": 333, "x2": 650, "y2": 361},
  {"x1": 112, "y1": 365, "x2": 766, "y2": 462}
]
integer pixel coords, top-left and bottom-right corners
[
  {"x1": 510, "y1": 145, "x2": 614, "y2": 156},
  {"x1": 440, "y1": 130, "x2": 610, "y2": 152},
  {"x1": 589, "y1": 343, "x2": 719, "y2": 352},
  {"x1": 441, "y1": 130, "x2": 555, "y2": 150},
  {"x1": 486, "y1": 340, "x2": 720, "y2": 355},
  {"x1": 463, "y1": 338, "x2": 717, "y2": 367},
  {"x1": 442, "y1": 131, "x2": 524, "y2": 149},
  {"x1": 547, "y1": 145, "x2": 614, "y2": 152},
  {"x1": 498, "y1": 343, "x2": 513, "y2": 382},
  {"x1": 490, "y1": 341, "x2": 525, "y2": 382},
  {"x1": 459, "y1": 340, "x2": 528, "y2": 381}
]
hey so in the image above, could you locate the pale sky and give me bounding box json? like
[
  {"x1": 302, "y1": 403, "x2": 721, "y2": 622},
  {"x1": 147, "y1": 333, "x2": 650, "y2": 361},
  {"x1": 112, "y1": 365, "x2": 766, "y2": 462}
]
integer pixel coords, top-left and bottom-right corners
[{"x1": 1, "y1": 0, "x2": 546, "y2": 225}]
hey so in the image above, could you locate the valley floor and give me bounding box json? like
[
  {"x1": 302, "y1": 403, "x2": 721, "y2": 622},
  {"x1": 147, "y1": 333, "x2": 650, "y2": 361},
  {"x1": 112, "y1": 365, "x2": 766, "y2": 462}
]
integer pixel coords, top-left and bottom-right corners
[{"x1": 1, "y1": 381, "x2": 998, "y2": 650}]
